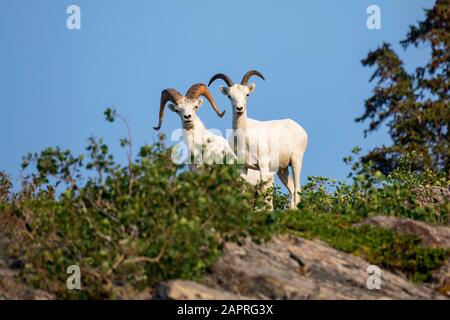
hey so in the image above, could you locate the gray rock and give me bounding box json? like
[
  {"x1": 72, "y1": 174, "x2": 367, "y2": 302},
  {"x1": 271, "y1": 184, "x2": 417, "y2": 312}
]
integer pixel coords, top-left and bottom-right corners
[
  {"x1": 155, "y1": 235, "x2": 447, "y2": 300},
  {"x1": 431, "y1": 258, "x2": 450, "y2": 297},
  {"x1": 355, "y1": 215, "x2": 450, "y2": 248},
  {"x1": 153, "y1": 280, "x2": 253, "y2": 300},
  {"x1": 413, "y1": 186, "x2": 450, "y2": 207},
  {"x1": 0, "y1": 262, "x2": 54, "y2": 300}
]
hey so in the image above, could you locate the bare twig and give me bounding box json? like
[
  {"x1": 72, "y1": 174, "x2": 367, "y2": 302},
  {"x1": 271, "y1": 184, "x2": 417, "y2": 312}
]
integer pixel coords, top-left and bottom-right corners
[{"x1": 122, "y1": 243, "x2": 167, "y2": 266}]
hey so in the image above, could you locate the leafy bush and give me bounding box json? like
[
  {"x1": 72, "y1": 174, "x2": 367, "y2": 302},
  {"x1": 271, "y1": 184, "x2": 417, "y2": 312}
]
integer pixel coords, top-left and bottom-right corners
[
  {"x1": 0, "y1": 171, "x2": 12, "y2": 203},
  {"x1": 282, "y1": 148, "x2": 450, "y2": 282},
  {"x1": 282, "y1": 210, "x2": 448, "y2": 283},
  {"x1": 1, "y1": 112, "x2": 448, "y2": 299},
  {"x1": 299, "y1": 148, "x2": 449, "y2": 224},
  {"x1": 1, "y1": 120, "x2": 278, "y2": 299}
]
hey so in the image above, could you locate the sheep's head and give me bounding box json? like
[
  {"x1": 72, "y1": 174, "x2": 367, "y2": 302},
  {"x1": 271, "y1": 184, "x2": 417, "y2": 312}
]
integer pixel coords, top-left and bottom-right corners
[
  {"x1": 208, "y1": 70, "x2": 265, "y2": 117},
  {"x1": 153, "y1": 83, "x2": 225, "y2": 131}
]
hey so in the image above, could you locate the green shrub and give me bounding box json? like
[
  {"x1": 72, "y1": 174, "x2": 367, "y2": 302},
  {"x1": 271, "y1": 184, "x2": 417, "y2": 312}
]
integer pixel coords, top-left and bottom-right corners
[
  {"x1": 1, "y1": 133, "x2": 279, "y2": 299},
  {"x1": 282, "y1": 210, "x2": 449, "y2": 282},
  {"x1": 1, "y1": 111, "x2": 448, "y2": 298},
  {"x1": 299, "y1": 148, "x2": 449, "y2": 224},
  {"x1": 0, "y1": 171, "x2": 12, "y2": 204},
  {"x1": 282, "y1": 148, "x2": 450, "y2": 282}
]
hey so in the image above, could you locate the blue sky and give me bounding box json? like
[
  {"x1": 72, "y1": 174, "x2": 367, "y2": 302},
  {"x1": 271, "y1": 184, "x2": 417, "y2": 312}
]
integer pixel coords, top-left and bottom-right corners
[{"x1": 0, "y1": 0, "x2": 435, "y2": 186}]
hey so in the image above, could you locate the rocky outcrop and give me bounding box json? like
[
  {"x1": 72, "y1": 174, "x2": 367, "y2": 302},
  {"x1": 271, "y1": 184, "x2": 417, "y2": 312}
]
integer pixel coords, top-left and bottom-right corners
[
  {"x1": 413, "y1": 186, "x2": 450, "y2": 208},
  {"x1": 155, "y1": 235, "x2": 447, "y2": 300},
  {"x1": 2, "y1": 216, "x2": 448, "y2": 300},
  {"x1": 0, "y1": 260, "x2": 54, "y2": 300},
  {"x1": 355, "y1": 215, "x2": 450, "y2": 248},
  {"x1": 431, "y1": 258, "x2": 450, "y2": 297},
  {"x1": 0, "y1": 236, "x2": 54, "y2": 300},
  {"x1": 354, "y1": 215, "x2": 450, "y2": 297},
  {"x1": 153, "y1": 280, "x2": 253, "y2": 300}
]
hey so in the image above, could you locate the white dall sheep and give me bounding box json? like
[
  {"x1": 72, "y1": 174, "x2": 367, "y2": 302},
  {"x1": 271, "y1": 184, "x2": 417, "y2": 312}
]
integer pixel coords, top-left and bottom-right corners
[
  {"x1": 153, "y1": 83, "x2": 235, "y2": 171},
  {"x1": 208, "y1": 71, "x2": 308, "y2": 208}
]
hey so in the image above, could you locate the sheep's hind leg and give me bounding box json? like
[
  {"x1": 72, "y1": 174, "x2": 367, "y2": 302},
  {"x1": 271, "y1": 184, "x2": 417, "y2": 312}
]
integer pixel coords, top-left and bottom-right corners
[
  {"x1": 277, "y1": 168, "x2": 295, "y2": 208},
  {"x1": 290, "y1": 155, "x2": 304, "y2": 209}
]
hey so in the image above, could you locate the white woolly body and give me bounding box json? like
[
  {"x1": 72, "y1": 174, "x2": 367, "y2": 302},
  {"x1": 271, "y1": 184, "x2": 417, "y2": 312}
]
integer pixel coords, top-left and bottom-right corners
[
  {"x1": 168, "y1": 97, "x2": 236, "y2": 171},
  {"x1": 221, "y1": 83, "x2": 308, "y2": 208},
  {"x1": 183, "y1": 117, "x2": 236, "y2": 171},
  {"x1": 239, "y1": 118, "x2": 308, "y2": 172}
]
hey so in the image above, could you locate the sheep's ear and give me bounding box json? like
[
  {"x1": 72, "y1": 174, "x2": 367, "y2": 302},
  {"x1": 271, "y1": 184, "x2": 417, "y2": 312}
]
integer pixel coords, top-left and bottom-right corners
[
  {"x1": 248, "y1": 83, "x2": 256, "y2": 93},
  {"x1": 195, "y1": 98, "x2": 204, "y2": 110},
  {"x1": 219, "y1": 85, "x2": 229, "y2": 96},
  {"x1": 168, "y1": 103, "x2": 176, "y2": 112}
]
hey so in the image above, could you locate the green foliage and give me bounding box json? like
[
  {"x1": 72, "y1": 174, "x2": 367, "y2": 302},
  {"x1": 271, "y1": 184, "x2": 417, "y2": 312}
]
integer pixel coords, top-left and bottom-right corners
[
  {"x1": 301, "y1": 148, "x2": 449, "y2": 224},
  {"x1": 104, "y1": 108, "x2": 117, "y2": 123},
  {"x1": 271, "y1": 186, "x2": 290, "y2": 211},
  {"x1": 1, "y1": 136, "x2": 449, "y2": 298},
  {"x1": 0, "y1": 171, "x2": 12, "y2": 203},
  {"x1": 1, "y1": 107, "x2": 448, "y2": 298},
  {"x1": 2, "y1": 135, "x2": 278, "y2": 299},
  {"x1": 253, "y1": 185, "x2": 290, "y2": 211},
  {"x1": 1, "y1": 1, "x2": 448, "y2": 299},
  {"x1": 282, "y1": 210, "x2": 448, "y2": 283},
  {"x1": 358, "y1": 0, "x2": 449, "y2": 174},
  {"x1": 282, "y1": 148, "x2": 450, "y2": 282}
]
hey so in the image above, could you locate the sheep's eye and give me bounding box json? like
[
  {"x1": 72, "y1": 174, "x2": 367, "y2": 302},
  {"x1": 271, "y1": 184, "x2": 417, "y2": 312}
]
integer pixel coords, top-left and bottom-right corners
[
  {"x1": 227, "y1": 95, "x2": 231, "y2": 99},
  {"x1": 246, "y1": 94, "x2": 250, "y2": 98}
]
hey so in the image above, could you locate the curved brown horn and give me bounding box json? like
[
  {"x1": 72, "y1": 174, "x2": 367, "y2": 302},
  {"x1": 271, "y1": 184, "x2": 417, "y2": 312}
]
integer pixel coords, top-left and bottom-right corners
[
  {"x1": 208, "y1": 73, "x2": 234, "y2": 87},
  {"x1": 153, "y1": 89, "x2": 183, "y2": 130},
  {"x1": 240, "y1": 70, "x2": 265, "y2": 85},
  {"x1": 186, "y1": 83, "x2": 225, "y2": 118}
]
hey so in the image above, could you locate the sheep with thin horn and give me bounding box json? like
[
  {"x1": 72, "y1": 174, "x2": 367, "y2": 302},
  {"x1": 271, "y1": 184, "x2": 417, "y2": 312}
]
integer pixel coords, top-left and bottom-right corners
[
  {"x1": 209, "y1": 70, "x2": 308, "y2": 209},
  {"x1": 154, "y1": 83, "x2": 238, "y2": 171}
]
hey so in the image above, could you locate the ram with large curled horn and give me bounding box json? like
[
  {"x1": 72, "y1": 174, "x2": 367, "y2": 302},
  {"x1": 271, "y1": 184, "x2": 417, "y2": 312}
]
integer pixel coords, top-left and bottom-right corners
[
  {"x1": 153, "y1": 83, "x2": 236, "y2": 171},
  {"x1": 208, "y1": 70, "x2": 309, "y2": 209},
  {"x1": 154, "y1": 83, "x2": 224, "y2": 131}
]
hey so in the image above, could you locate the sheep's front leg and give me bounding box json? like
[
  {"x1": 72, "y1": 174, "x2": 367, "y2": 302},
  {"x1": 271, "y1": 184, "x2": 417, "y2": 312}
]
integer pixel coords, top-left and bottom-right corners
[
  {"x1": 278, "y1": 168, "x2": 295, "y2": 208},
  {"x1": 258, "y1": 163, "x2": 274, "y2": 210}
]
